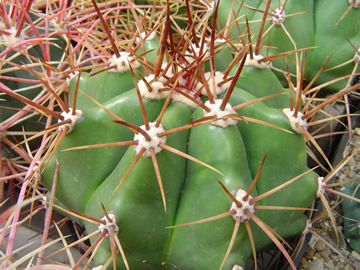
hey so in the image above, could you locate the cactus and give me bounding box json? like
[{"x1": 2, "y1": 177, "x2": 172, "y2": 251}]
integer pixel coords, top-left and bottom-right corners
[
  {"x1": 41, "y1": 49, "x2": 318, "y2": 270},
  {"x1": 0, "y1": 0, "x2": 80, "y2": 161},
  {"x1": 343, "y1": 177, "x2": 360, "y2": 252},
  {"x1": 40, "y1": 1, "x2": 320, "y2": 269},
  {"x1": 1, "y1": 0, "x2": 360, "y2": 269},
  {"x1": 339, "y1": 128, "x2": 360, "y2": 252},
  {"x1": 217, "y1": 0, "x2": 360, "y2": 93}
]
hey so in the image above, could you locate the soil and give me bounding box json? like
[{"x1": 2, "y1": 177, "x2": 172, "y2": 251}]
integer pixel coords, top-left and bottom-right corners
[{"x1": 299, "y1": 128, "x2": 360, "y2": 270}]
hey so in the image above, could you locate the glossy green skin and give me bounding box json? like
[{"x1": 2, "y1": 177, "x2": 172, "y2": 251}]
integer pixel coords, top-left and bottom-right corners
[
  {"x1": 42, "y1": 89, "x2": 164, "y2": 213},
  {"x1": 85, "y1": 102, "x2": 192, "y2": 268},
  {"x1": 204, "y1": 40, "x2": 235, "y2": 72},
  {"x1": 164, "y1": 108, "x2": 254, "y2": 269},
  {"x1": 306, "y1": 1, "x2": 360, "y2": 92},
  {"x1": 42, "y1": 36, "x2": 162, "y2": 214},
  {"x1": 230, "y1": 65, "x2": 291, "y2": 109},
  {"x1": 0, "y1": 49, "x2": 41, "y2": 123},
  {"x1": 3, "y1": 2, "x2": 353, "y2": 268},
  {"x1": 229, "y1": 88, "x2": 318, "y2": 242},
  {"x1": 217, "y1": 0, "x2": 262, "y2": 42},
  {"x1": 218, "y1": 0, "x2": 360, "y2": 92},
  {"x1": 69, "y1": 70, "x2": 137, "y2": 109},
  {"x1": 68, "y1": 35, "x2": 160, "y2": 109},
  {"x1": 248, "y1": 0, "x2": 314, "y2": 79}
]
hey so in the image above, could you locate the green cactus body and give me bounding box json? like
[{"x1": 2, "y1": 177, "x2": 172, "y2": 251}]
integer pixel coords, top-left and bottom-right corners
[
  {"x1": 208, "y1": 39, "x2": 234, "y2": 72},
  {"x1": 33, "y1": 1, "x2": 344, "y2": 269},
  {"x1": 136, "y1": 32, "x2": 161, "y2": 64},
  {"x1": 306, "y1": 0, "x2": 360, "y2": 91},
  {"x1": 247, "y1": 0, "x2": 314, "y2": 75},
  {"x1": 230, "y1": 64, "x2": 291, "y2": 109},
  {"x1": 217, "y1": 0, "x2": 360, "y2": 92},
  {"x1": 229, "y1": 88, "x2": 318, "y2": 242},
  {"x1": 69, "y1": 70, "x2": 137, "y2": 109},
  {"x1": 342, "y1": 177, "x2": 360, "y2": 252},
  {"x1": 164, "y1": 106, "x2": 254, "y2": 269},
  {"x1": 42, "y1": 85, "x2": 165, "y2": 213},
  {"x1": 217, "y1": 0, "x2": 262, "y2": 41},
  {"x1": 42, "y1": 33, "x2": 163, "y2": 213},
  {"x1": 84, "y1": 102, "x2": 192, "y2": 268},
  {"x1": 41, "y1": 61, "x2": 318, "y2": 269}
]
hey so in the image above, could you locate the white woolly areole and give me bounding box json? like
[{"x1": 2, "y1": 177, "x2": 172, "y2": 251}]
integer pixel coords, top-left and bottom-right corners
[
  {"x1": 204, "y1": 99, "x2": 238, "y2": 127},
  {"x1": 232, "y1": 265, "x2": 244, "y2": 270},
  {"x1": 50, "y1": 18, "x2": 66, "y2": 32},
  {"x1": 136, "y1": 31, "x2": 156, "y2": 44},
  {"x1": 31, "y1": 161, "x2": 41, "y2": 182},
  {"x1": 192, "y1": 42, "x2": 209, "y2": 57},
  {"x1": 161, "y1": 63, "x2": 175, "y2": 79},
  {"x1": 178, "y1": 76, "x2": 188, "y2": 86},
  {"x1": 303, "y1": 219, "x2": 313, "y2": 235},
  {"x1": 293, "y1": 87, "x2": 306, "y2": 104},
  {"x1": 354, "y1": 48, "x2": 360, "y2": 64},
  {"x1": 282, "y1": 108, "x2": 307, "y2": 134},
  {"x1": 272, "y1": 7, "x2": 286, "y2": 25},
  {"x1": 98, "y1": 213, "x2": 119, "y2": 238},
  {"x1": 185, "y1": 42, "x2": 210, "y2": 64},
  {"x1": 203, "y1": 37, "x2": 227, "y2": 45},
  {"x1": 349, "y1": 0, "x2": 360, "y2": 8},
  {"x1": 134, "y1": 122, "x2": 166, "y2": 157},
  {"x1": 41, "y1": 196, "x2": 47, "y2": 207},
  {"x1": 108, "y1": 52, "x2": 140, "y2": 73},
  {"x1": 245, "y1": 54, "x2": 272, "y2": 69},
  {"x1": 171, "y1": 91, "x2": 200, "y2": 109},
  {"x1": 196, "y1": 71, "x2": 230, "y2": 96},
  {"x1": 66, "y1": 71, "x2": 79, "y2": 85},
  {"x1": 158, "y1": 63, "x2": 187, "y2": 88},
  {"x1": 214, "y1": 38, "x2": 228, "y2": 48},
  {"x1": 0, "y1": 26, "x2": 28, "y2": 47},
  {"x1": 316, "y1": 177, "x2": 325, "y2": 197},
  {"x1": 230, "y1": 189, "x2": 255, "y2": 221},
  {"x1": 159, "y1": 63, "x2": 185, "y2": 85},
  {"x1": 138, "y1": 74, "x2": 168, "y2": 100},
  {"x1": 215, "y1": 38, "x2": 227, "y2": 44},
  {"x1": 58, "y1": 109, "x2": 82, "y2": 134},
  {"x1": 199, "y1": 0, "x2": 214, "y2": 11}
]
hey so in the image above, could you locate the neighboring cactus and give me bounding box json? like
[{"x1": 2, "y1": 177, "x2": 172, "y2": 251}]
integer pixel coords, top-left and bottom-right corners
[
  {"x1": 339, "y1": 128, "x2": 360, "y2": 252},
  {"x1": 0, "y1": 1, "x2": 80, "y2": 159},
  {"x1": 1, "y1": 0, "x2": 360, "y2": 269},
  {"x1": 343, "y1": 177, "x2": 360, "y2": 252}
]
